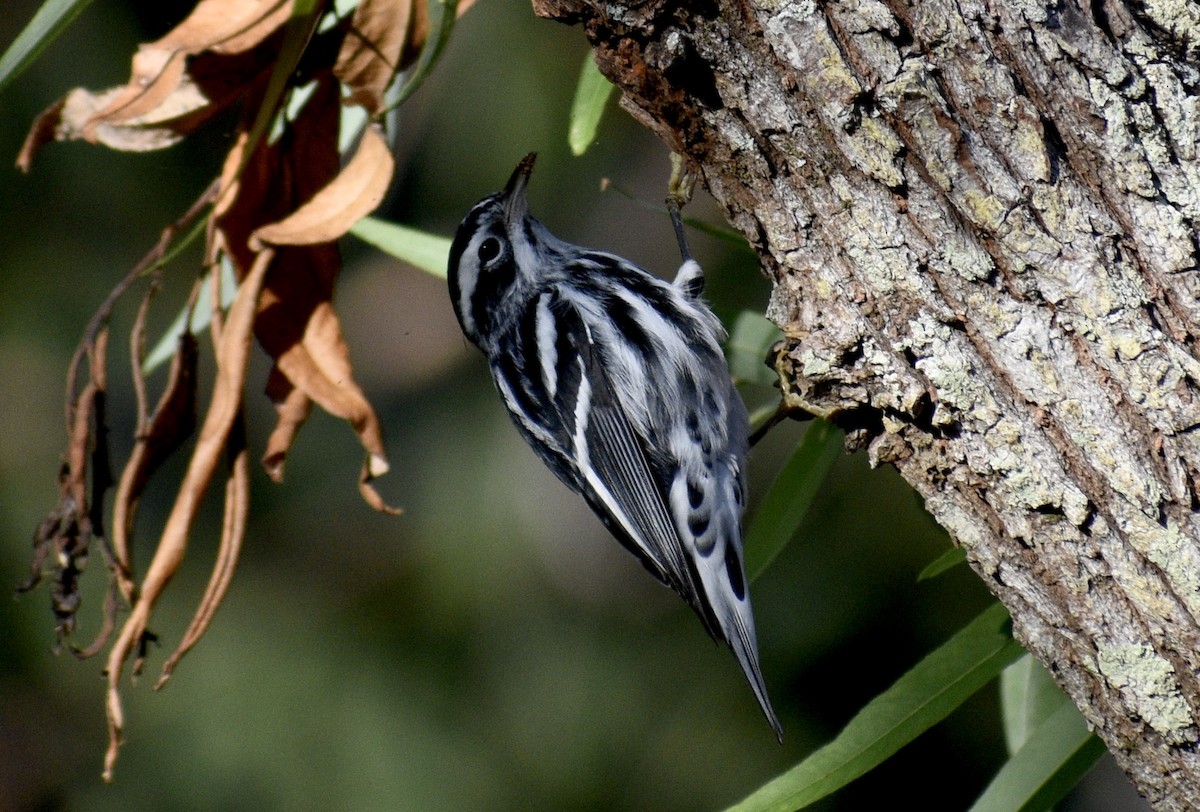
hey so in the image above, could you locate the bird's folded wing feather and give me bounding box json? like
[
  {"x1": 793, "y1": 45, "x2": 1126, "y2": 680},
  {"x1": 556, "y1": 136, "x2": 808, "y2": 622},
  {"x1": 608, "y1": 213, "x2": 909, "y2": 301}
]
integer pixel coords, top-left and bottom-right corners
[{"x1": 548, "y1": 294, "x2": 698, "y2": 600}]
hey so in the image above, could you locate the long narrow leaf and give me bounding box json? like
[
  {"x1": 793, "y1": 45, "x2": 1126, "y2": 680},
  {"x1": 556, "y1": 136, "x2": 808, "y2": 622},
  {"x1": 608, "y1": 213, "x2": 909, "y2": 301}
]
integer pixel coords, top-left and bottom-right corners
[
  {"x1": 350, "y1": 216, "x2": 451, "y2": 278},
  {"x1": 727, "y1": 311, "x2": 783, "y2": 387},
  {"x1": 387, "y1": 0, "x2": 459, "y2": 110},
  {"x1": 568, "y1": 52, "x2": 615, "y2": 156},
  {"x1": 744, "y1": 419, "x2": 842, "y2": 581},
  {"x1": 1000, "y1": 652, "x2": 1070, "y2": 755},
  {"x1": 916, "y1": 547, "x2": 967, "y2": 581},
  {"x1": 969, "y1": 700, "x2": 1105, "y2": 812},
  {"x1": 0, "y1": 0, "x2": 96, "y2": 95},
  {"x1": 726, "y1": 603, "x2": 1024, "y2": 812},
  {"x1": 245, "y1": 0, "x2": 322, "y2": 155}
]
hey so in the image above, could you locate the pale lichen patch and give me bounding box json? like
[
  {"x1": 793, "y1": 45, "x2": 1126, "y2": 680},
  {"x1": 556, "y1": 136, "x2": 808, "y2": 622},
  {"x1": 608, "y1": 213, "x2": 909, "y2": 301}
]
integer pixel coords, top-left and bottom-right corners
[
  {"x1": 1141, "y1": 522, "x2": 1200, "y2": 625},
  {"x1": 1096, "y1": 641, "x2": 1193, "y2": 743}
]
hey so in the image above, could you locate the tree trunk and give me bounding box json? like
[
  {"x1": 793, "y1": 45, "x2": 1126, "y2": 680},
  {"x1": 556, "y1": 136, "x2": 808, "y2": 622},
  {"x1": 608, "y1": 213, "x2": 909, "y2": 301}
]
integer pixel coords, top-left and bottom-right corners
[{"x1": 532, "y1": 0, "x2": 1200, "y2": 807}]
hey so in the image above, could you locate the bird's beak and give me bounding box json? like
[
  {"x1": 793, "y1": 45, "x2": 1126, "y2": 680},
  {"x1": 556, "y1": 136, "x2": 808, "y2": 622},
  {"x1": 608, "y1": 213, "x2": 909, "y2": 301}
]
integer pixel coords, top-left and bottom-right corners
[{"x1": 502, "y1": 152, "x2": 536, "y2": 227}]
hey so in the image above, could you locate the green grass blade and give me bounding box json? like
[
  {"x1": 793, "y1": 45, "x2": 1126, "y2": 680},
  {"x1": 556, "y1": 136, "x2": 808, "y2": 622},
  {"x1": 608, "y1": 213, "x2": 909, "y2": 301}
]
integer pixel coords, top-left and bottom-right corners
[
  {"x1": 726, "y1": 603, "x2": 1024, "y2": 812},
  {"x1": 350, "y1": 216, "x2": 451, "y2": 278},
  {"x1": 568, "y1": 52, "x2": 615, "y2": 156},
  {"x1": 1000, "y1": 653, "x2": 1070, "y2": 755},
  {"x1": 744, "y1": 418, "x2": 842, "y2": 581},
  {"x1": 916, "y1": 547, "x2": 967, "y2": 582},
  {"x1": 0, "y1": 0, "x2": 95, "y2": 95},
  {"x1": 969, "y1": 701, "x2": 1105, "y2": 812}
]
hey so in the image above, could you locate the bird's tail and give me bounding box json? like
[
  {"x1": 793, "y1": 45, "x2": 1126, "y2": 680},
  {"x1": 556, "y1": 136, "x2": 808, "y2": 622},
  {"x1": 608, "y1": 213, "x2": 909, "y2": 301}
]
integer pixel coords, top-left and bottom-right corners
[
  {"x1": 694, "y1": 505, "x2": 783, "y2": 741},
  {"x1": 723, "y1": 595, "x2": 783, "y2": 742}
]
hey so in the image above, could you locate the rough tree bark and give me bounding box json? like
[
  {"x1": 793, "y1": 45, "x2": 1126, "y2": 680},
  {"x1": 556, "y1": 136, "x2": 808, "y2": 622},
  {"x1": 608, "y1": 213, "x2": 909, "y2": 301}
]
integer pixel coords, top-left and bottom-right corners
[{"x1": 531, "y1": 0, "x2": 1200, "y2": 808}]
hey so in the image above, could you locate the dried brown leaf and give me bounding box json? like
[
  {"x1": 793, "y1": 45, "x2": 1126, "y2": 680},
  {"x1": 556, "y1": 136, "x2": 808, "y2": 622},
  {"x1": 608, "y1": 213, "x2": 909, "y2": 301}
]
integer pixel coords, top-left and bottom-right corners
[
  {"x1": 84, "y1": 49, "x2": 190, "y2": 134},
  {"x1": 359, "y1": 460, "x2": 400, "y2": 516},
  {"x1": 23, "y1": 0, "x2": 437, "y2": 782},
  {"x1": 208, "y1": 73, "x2": 396, "y2": 510},
  {"x1": 129, "y1": 274, "x2": 159, "y2": 429},
  {"x1": 16, "y1": 97, "x2": 66, "y2": 172},
  {"x1": 252, "y1": 124, "x2": 394, "y2": 248},
  {"x1": 18, "y1": 0, "x2": 289, "y2": 169},
  {"x1": 255, "y1": 246, "x2": 397, "y2": 512},
  {"x1": 157, "y1": 422, "x2": 250, "y2": 689},
  {"x1": 262, "y1": 380, "x2": 312, "y2": 481},
  {"x1": 111, "y1": 332, "x2": 199, "y2": 601},
  {"x1": 21, "y1": 330, "x2": 109, "y2": 644},
  {"x1": 274, "y1": 308, "x2": 388, "y2": 464},
  {"x1": 72, "y1": 580, "x2": 124, "y2": 660},
  {"x1": 103, "y1": 248, "x2": 273, "y2": 782},
  {"x1": 335, "y1": 0, "x2": 416, "y2": 114},
  {"x1": 157, "y1": 0, "x2": 293, "y2": 55},
  {"x1": 90, "y1": 0, "x2": 292, "y2": 129},
  {"x1": 67, "y1": 330, "x2": 106, "y2": 510},
  {"x1": 215, "y1": 74, "x2": 341, "y2": 275},
  {"x1": 83, "y1": 85, "x2": 209, "y2": 151},
  {"x1": 20, "y1": 78, "x2": 211, "y2": 163},
  {"x1": 335, "y1": 0, "x2": 476, "y2": 114}
]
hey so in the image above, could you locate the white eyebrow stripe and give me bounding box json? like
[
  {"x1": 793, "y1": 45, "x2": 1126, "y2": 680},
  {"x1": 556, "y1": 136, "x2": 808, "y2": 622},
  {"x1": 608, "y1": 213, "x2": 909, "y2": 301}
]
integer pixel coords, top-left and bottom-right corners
[{"x1": 456, "y1": 237, "x2": 481, "y2": 336}]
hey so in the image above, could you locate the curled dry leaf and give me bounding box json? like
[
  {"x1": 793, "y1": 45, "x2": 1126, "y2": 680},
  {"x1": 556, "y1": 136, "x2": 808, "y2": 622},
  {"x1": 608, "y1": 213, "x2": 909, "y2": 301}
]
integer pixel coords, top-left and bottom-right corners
[
  {"x1": 111, "y1": 332, "x2": 199, "y2": 602},
  {"x1": 157, "y1": 422, "x2": 250, "y2": 689},
  {"x1": 103, "y1": 247, "x2": 273, "y2": 782},
  {"x1": 217, "y1": 80, "x2": 397, "y2": 509},
  {"x1": 262, "y1": 379, "x2": 312, "y2": 481},
  {"x1": 335, "y1": 0, "x2": 416, "y2": 114},
  {"x1": 156, "y1": 0, "x2": 294, "y2": 55},
  {"x1": 86, "y1": 0, "x2": 292, "y2": 129},
  {"x1": 19, "y1": 329, "x2": 111, "y2": 647},
  {"x1": 22, "y1": 0, "x2": 477, "y2": 781},
  {"x1": 252, "y1": 124, "x2": 395, "y2": 247},
  {"x1": 336, "y1": 0, "x2": 477, "y2": 114},
  {"x1": 17, "y1": 0, "x2": 292, "y2": 170}
]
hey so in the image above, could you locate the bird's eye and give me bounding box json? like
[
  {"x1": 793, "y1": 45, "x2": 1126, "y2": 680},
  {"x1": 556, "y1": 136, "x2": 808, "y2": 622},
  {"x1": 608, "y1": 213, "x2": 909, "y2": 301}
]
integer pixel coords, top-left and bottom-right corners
[{"x1": 478, "y1": 237, "x2": 502, "y2": 264}]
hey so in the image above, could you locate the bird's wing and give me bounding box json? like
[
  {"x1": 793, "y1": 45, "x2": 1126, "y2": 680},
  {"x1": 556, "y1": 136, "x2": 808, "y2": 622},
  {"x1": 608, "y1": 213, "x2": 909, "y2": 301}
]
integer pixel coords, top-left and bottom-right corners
[
  {"x1": 509, "y1": 288, "x2": 703, "y2": 601},
  {"x1": 495, "y1": 287, "x2": 782, "y2": 737},
  {"x1": 574, "y1": 340, "x2": 698, "y2": 598}
]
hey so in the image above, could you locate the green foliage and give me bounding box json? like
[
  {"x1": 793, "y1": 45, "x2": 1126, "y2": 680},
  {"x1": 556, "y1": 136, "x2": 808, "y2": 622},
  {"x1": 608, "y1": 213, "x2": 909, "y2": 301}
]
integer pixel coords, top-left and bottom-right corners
[
  {"x1": 727, "y1": 311, "x2": 782, "y2": 388},
  {"x1": 350, "y1": 216, "x2": 452, "y2": 278},
  {"x1": 970, "y1": 700, "x2": 1105, "y2": 812},
  {"x1": 0, "y1": 0, "x2": 95, "y2": 94},
  {"x1": 917, "y1": 547, "x2": 967, "y2": 581},
  {"x1": 958, "y1": 653, "x2": 1107, "y2": 812},
  {"x1": 744, "y1": 418, "x2": 842, "y2": 581},
  {"x1": 387, "y1": 0, "x2": 463, "y2": 111},
  {"x1": 1001, "y1": 652, "x2": 1070, "y2": 755},
  {"x1": 727, "y1": 603, "x2": 1025, "y2": 811},
  {"x1": 568, "y1": 52, "x2": 615, "y2": 156}
]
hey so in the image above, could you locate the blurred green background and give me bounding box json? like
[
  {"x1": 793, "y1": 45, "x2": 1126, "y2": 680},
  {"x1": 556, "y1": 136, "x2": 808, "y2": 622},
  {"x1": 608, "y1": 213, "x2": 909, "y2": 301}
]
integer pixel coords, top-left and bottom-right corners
[{"x1": 0, "y1": 2, "x2": 1148, "y2": 810}]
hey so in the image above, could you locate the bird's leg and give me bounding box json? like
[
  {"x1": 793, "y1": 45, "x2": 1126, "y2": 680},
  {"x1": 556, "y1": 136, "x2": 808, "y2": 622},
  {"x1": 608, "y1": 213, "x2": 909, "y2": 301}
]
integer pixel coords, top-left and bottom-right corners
[{"x1": 667, "y1": 153, "x2": 703, "y2": 295}]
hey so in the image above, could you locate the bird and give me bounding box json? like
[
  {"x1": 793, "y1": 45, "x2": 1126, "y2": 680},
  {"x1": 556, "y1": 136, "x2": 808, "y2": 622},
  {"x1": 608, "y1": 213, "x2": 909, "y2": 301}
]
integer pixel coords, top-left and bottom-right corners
[{"x1": 446, "y1": 153, "x2": 781, "y2": 738}]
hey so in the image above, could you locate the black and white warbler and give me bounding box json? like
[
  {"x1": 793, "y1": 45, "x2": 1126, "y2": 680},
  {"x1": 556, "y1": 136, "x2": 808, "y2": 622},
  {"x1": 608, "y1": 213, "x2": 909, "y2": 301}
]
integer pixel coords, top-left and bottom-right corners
[{"x1": 447, "y1": 154, "x2": 781, "y2": 738}]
